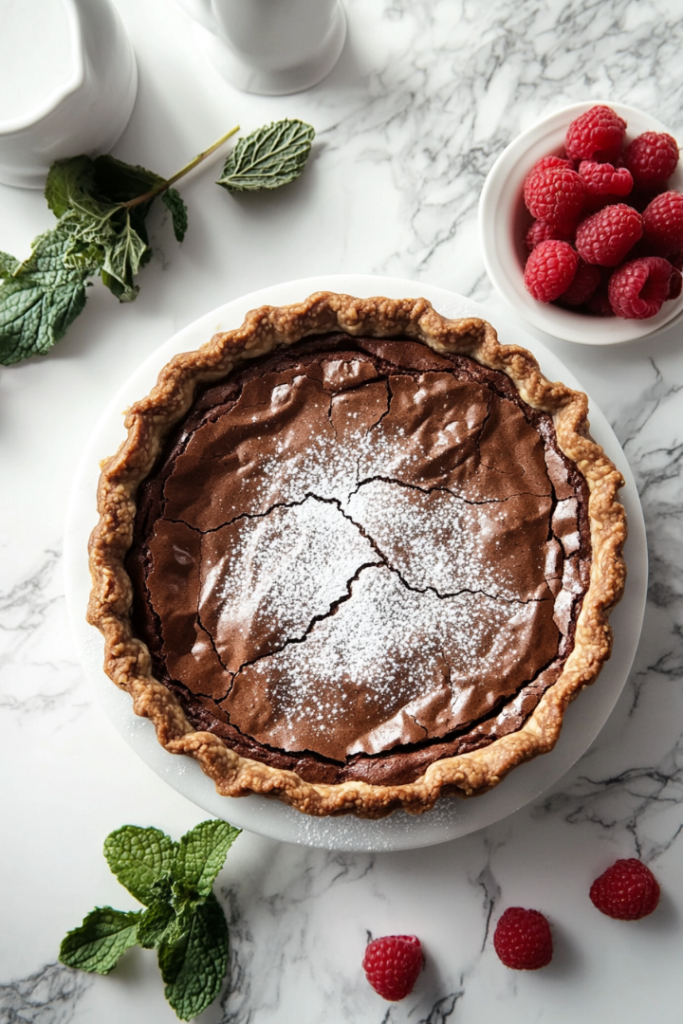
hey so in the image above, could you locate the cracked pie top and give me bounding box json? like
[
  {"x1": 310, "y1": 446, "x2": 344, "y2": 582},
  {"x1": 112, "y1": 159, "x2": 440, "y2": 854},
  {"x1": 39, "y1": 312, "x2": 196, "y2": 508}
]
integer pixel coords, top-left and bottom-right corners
[{"x1": 88, "y1": 293, "x2": 626, "y2": 818}]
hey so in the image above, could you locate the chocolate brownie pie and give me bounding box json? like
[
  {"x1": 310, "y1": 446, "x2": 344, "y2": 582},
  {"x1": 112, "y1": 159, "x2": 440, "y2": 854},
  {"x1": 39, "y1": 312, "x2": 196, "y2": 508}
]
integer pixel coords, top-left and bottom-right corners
[{"x1": 88, "y1": 293, "x2": 626, "y2": 817}]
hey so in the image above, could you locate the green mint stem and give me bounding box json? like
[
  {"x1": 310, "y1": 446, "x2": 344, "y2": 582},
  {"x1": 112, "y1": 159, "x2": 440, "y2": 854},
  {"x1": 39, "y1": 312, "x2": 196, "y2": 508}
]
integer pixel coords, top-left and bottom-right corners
[{"x1": 121, "y1": 125, "x2": 240, "y2": 211}]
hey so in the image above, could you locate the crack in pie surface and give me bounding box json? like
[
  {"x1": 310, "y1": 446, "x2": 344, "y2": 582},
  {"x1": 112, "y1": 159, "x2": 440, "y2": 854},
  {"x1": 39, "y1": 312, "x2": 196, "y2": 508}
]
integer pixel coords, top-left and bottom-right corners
[{"x1": 87, "y1": 293, "x2": 627, "y2": 818}]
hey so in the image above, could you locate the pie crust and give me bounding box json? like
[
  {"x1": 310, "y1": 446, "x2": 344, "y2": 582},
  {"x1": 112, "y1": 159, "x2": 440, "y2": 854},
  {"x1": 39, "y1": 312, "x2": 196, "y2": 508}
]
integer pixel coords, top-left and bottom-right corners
[{"x1": 87, "y1": 292, "x2": 627, "y2": 818}]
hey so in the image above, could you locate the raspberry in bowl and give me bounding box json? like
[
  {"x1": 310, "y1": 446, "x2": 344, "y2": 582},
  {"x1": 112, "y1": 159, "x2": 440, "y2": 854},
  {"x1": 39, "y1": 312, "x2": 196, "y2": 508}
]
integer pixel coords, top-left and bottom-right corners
[{"x1": 479, "y1": 101, "x2": 683, "y2": 344}]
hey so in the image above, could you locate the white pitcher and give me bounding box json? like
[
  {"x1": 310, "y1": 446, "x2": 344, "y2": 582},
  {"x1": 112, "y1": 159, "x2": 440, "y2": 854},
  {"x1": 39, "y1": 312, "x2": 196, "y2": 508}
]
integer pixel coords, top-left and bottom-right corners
[
  {"x1": 0, "y1": 0, "x2": 137, "y2": 189},
  {"x1": 173, "y1": 0, "x2": 346, "y2": 95}
]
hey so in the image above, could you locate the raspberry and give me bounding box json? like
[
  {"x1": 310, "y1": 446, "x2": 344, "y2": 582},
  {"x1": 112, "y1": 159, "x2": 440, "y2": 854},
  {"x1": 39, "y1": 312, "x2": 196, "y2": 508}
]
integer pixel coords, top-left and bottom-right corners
[
  {"x1": 528, "y1": 155, "x2": 575, "y2": 177},
  {"x1": 625, "y1": 132, "x2": 679, "y2": 191},
  {"x1": 523, "y1": 165, "x2": 586, "y2": 227},
  {"x1": 565, "y1": 105, "x2": 626, "y2": 163},
  {"x1": 525, "y1": 218, "x2": 575, "y2": 252},
  {"x1": 575, "y1": 203, "x2": 643, "y2": 266},
  {"x1": 578, "y1": 160, "x2": 633, "y2": 207},
  {"x1": 493, "y1": 908, "x2": 553, "y2": 970},
  {"x1": 587, "y1": 286, "x2": 616, "y2": 316},
  {"x1": 590, "y1": 858, "x2": 661, "y2": 919},
  {"x1": 362, "y1": 935, "x2": 423, "y2": 1001},
  {"x1": 669, "y1": 267, "x2": 683, "y2": 298},
  {"x1": 524, "y1": 240, "x2": 579, "y2": 301},
  {"x1": 642, "y1": 191, "x2": 683, "y2": 255},
  {"x1": 608, "y1": 257, "x2": 675, "y2": 319},
  {"x1": 559, "y1": 258, "x2": 602, "y2": 305}
]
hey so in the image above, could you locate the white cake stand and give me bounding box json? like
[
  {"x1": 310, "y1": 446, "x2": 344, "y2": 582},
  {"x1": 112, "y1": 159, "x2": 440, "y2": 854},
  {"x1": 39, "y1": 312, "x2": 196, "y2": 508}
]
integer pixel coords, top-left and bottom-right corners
[{"x1": 64, "y1": 275, "x2": 647, "y2": 851}]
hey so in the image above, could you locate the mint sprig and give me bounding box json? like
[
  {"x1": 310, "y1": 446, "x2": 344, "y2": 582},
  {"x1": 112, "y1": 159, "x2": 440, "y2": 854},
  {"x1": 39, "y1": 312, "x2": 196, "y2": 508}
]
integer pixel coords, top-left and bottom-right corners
[
  {"x1": 59, "y1": 820, "x2": 241, "y2": 1021},
  {"x1": 1, "y1": 118, "x2": 314, "y2": 366}
]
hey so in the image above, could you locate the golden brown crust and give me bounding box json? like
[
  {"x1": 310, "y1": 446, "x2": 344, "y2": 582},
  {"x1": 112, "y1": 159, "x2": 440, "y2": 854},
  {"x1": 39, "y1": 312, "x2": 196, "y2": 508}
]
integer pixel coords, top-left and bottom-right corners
[{"x1": 87, "y1": 293, "x2": 627, "y2": 817}]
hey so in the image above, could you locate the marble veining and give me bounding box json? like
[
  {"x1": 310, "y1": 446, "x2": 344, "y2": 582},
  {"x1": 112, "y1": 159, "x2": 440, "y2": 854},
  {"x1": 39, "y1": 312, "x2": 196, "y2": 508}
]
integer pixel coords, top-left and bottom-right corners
[
  {"x1": 532, "y1": 752, "x2": 683, "y2": 861},
  {"x1": 0, "y1": 547, "x2": 90, "y2": 725},
  {"x1": 312, "y1": 0, "x2": 683, "y2": 296},
  {"x1": 0, "y1": 963, "x2": 92, "y2": 1024},
  {"x1": 2, "y1": 0, "x2": 683, "y2": 1020}
]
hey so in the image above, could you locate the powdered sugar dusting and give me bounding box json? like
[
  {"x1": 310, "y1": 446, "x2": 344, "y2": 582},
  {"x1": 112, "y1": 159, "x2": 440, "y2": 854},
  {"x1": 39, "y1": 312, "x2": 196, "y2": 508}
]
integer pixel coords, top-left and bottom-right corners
[
  {"x1": 346, "y1": 478, "x2": 521, "y2": 600},
  {"x1": 232, "y1": 566, "x2": 546, "y2": 758},
  {"x1": 198, "y1": 497, "x2": 378, "y2": 673},
  {"x1": 173, "y1": 365, "x2": 568, "y2": 759}
]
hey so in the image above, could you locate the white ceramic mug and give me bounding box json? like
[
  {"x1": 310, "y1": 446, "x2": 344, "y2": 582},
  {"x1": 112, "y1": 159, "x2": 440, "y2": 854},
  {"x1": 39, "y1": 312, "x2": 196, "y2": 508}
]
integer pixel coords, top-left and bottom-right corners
[
  {"x1": 0, "y1": 0, "x2": 137, "y2": 189},
  {"x1": 174, "y1": 0, "x2": 346, "y2": 95}
]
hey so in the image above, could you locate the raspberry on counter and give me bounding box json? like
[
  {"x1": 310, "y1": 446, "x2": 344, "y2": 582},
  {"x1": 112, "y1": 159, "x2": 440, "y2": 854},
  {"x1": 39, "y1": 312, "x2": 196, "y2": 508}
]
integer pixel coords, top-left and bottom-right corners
[
  {"x1": 589, "y1": 859, "x2": 661, "y2": 920},
  {"x1": 362, "y1": 935, "x2": 423, "y2": 1001},
  {"x1": 493, "y1": 907, "x2": 553, "y2": 970}
]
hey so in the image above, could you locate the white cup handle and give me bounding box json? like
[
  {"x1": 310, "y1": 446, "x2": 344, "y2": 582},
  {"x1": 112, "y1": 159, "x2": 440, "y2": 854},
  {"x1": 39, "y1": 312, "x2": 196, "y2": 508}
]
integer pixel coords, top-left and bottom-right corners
[{"x1": 174, "y1": 0, "x2": 218, "y2": 35}]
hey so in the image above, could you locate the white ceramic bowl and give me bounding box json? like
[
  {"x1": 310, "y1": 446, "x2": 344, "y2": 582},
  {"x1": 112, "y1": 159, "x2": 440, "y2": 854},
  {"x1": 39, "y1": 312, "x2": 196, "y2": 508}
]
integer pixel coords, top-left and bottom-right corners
[{"x1": 479, "y1": 101, "x2": 683, "y2": 345}]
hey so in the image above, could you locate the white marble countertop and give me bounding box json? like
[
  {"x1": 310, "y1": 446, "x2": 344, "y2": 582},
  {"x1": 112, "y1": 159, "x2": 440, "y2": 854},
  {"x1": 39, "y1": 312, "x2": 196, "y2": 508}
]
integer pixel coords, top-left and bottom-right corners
[{"x1": 1, "y1": 0, "x2": 682, "y2": 1021}]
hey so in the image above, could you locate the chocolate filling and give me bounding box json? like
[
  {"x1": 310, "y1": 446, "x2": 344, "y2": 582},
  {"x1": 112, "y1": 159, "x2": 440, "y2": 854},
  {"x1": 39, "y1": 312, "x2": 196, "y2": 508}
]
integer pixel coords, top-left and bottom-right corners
[{"x1": 127, "y1": 334, "x2": 591, "y2": 786}]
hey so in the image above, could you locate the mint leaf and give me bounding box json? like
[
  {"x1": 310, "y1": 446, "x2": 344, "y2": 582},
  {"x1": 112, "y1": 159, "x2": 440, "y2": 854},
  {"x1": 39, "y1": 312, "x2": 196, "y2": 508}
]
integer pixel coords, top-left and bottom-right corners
[
  {"x1": 59, "y1": 194, "x2": 120, "y2": 247},
  {"x1": 217, "y1": 119, "x2": 314, "y2": 193},
  {"x1": 172, "y1": 820, "x2": 241, "y2": 906},
  {"x1": 59, "y1": 198, "x2": 149, "y2": 302},
  {"x1": 45, "y1": 154, "x2": 159, "y2": 307},
  {"x1": 104, "y1": 825, "x2": 177, "y2": 906},
  {"x1": 62, "y1": 241, "x2": 104, "y2": 272},
  {"x1": 158, "y1": 929, "x2": 188, "y2": 987},
  {"x1": 45, "y1": 156, "x2": 96, "y2": 217},
  {"x1": 137, "y1": 901, "x2": 177, "y2": 949},
  {"x1": 14, "y1": 225, "x2": 96, "y2": 278},
  {"x1": 46, "y1": 159, "x2": 151, "y2": 302},
  {"x1": 59, "y1": 907, "x2": 141, "y2": 974},
  {"x1": 162, "y1": 188, "x2": 188, "y2": 242},
  {"x1": 0, "y1": 251, "x2": 20, "y2": 277},
  {"x1": 93, "y1": 155, "x2": 164, "y2": 206},
  {"x1": 101, "y1": 216, "x2": 148, "y2": 302},
  {"x1": 0, "y1": 228, "x2": 91, "y2": 365},
  {"x1": 47, "y1": 154, "x2": 159, "y2": 298},
  {"x1": 159, "y1": 893, "x2": 229, "y2": 1020},
  {"x1": 0, "y1": 270, "x2": 86, "y2": 365}
]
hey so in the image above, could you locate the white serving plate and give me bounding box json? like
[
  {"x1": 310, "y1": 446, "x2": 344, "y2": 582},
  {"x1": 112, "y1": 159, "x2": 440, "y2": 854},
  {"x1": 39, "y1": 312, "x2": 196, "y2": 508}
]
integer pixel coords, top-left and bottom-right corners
[
  {"x1": 64, "y1": 274, "x2": 647, "y2": 851},
  {"x1": 479, "y1": 101, "x2": 683, "y2": 345}
]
